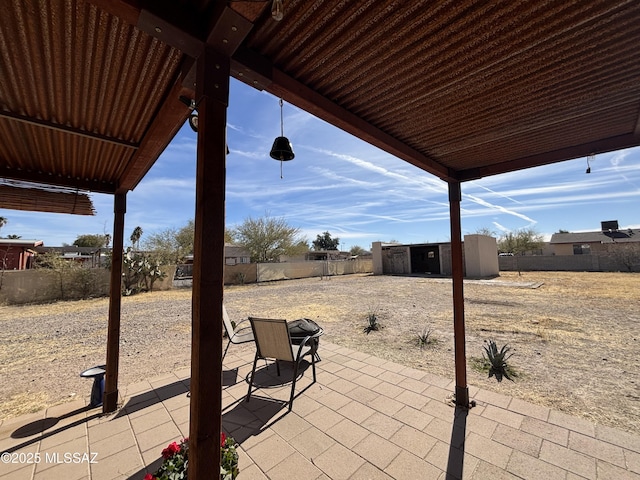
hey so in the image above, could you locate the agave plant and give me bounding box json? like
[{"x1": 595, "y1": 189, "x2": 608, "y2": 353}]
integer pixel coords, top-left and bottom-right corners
[
  {"x1": 363, "y1": 306, "x2": 381, "y2": 334},
  {"x1": 417, "y1": 327, "x2": 433, "y2": 349},
  {"x1": 482, "y1": 339, "x2": 515, "y2": 382}
]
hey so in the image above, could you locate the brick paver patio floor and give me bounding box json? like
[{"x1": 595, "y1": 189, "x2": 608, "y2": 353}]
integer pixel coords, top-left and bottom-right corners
[{"x1": 1, "y1": 341, "x2": 639, "y2": 479}]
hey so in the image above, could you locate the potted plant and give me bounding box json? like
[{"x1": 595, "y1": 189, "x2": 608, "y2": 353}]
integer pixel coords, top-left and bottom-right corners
[{"x1": 145, "y1": 433, "x2": 239, "y2": 480}]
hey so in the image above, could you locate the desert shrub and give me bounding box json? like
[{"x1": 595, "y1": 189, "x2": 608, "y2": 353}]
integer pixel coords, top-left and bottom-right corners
[
  {"x1": 417, "y1": 327, "x2": 437, "y2": 349},
  {"x1": 363, "y1": 305, "x2": 381, "y2": 334}
]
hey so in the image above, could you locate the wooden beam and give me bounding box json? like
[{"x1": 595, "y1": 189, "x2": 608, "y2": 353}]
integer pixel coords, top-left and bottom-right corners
[
  {"x1": 189, "y1": 47, "x2": 229, "y2": 480},
  {"x1": 448, "y1": 181, "x2": 469, "y2": 408},
  {"x1": 103, "y1": 192, "x2": 126, "y2": 413},
  {"x1": 116, "y1": 78, "x2": 193, "y2": 193},
  {"x1": 457, "y1": 133, "x2": 640, "y2": 181},
  {"x1": 0, "y1": 110, "x2": 139, "y2": 149},
  {"x1": 269, "y1": 68, "x2": 454, "y2": 181},
  {"x1": 0, "y1": 169, "x2": 118, "y2": 194},
  {"x1": 231, "y1": 47, "x2": 455, "y2": 182}
]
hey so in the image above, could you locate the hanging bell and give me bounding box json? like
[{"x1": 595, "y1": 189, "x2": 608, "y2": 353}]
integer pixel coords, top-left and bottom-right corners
[{"x1": 270, "y1": 136, "x2": 295, "y2": 161}]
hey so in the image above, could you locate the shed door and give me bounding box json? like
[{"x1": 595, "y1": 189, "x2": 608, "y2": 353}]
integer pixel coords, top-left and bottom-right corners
[{"x1": 410, "y1": 246, "x2": 440, "y2": 274}]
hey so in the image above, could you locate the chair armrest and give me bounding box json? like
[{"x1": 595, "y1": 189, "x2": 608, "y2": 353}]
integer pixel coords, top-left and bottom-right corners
[
  {"x1": 231, "y1": 318, "x2": 252, "y2": 334},
  {"x1": 294, "y1": 330, "x2": 322, "y2": 361},
  {"x1": 228, "y1": 318, "x2": 254, "y2": 341},
  {"x1": 234, "y1": 317, "x2": 251, "y2": 328}
]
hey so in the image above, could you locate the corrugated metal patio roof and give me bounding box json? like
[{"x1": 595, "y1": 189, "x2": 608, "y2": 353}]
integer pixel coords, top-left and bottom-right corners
[{"x1": 1, "y1": 0, "x2": 640, "y2": 213}]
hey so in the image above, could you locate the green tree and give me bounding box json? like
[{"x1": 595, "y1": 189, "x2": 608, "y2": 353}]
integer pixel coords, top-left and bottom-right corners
[
  {"x1": 73, "y1": 234, "x2": 108, "y2": 248},
  {"x1": 175, "y1": 220, "x2": 195, "y2": 256},
  {"x1": 497, "y1": 228, "x2": 544, "y2": 255},
  {"x1": 143, "y1": 227, "x2": 182, "y2": 264},
  {"x1": 5, "y1": 234, "x2": 21, "y2": 239},
  {"x1": 0, "y1": 216, "x2": 7, "y2": 234},
  {"x1": 231, "y1": 214, "x2": 307, "y2": 263},
  {"x1": 350, "y1": 245, "x2": 368, "y2": 256},
  {"x1": 143, "y1": 219, "x2": 234, "y2": 264},
  {"x1": 130, "y1": 226, "x2": 143, "y2": 250},
  {"x1": 312, "y1": 231, "x2": 340, "y2": 251},
  {"x1": 474, "y1": 227, "x2": 497, "y2": 237}
]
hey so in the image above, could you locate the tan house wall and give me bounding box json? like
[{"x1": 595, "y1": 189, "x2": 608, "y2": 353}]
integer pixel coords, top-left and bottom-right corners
[
  {"x1": 552, "y1": 241, "x2": 616, "y2": 256},
  {"x1": 553, "y1": 244, "x2": 576, "y2": 255}
]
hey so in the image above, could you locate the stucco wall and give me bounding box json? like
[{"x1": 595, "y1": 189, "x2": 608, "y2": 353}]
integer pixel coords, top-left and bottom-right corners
[
  {"x1": 464, "y1": 235, "x2": 499, "y2": 278},
  {"x1": 380, "y1": 246, "x2": 411, "y2": 275},
  {"x1": 372, "y1": 242, "x2": 384, "y2": 275},
  {"x1": 0, "y1": 269, "x2": 111, "y2": 304},
  {"x1": 224, "y1": 263, "x2": 257, "y2": 285},
  {"x1": 0, "y1": 265, "x2": 176, "y2": 305},
  {"x1": 498, "y1": 253, "x2": 640, "y2": 272},
  {"x1": 256, "y1": 259, "x2": 373, "y2": 282}
]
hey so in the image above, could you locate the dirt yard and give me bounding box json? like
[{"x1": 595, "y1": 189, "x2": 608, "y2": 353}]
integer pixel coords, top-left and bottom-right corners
[{"x1": 0, "y1": 271, "x2": 638, "y2": 436}]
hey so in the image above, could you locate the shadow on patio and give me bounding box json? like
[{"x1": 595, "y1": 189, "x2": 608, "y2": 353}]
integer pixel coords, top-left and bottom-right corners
[{"x1": 1, "y1": 341, "x2": 639, "y2": 479}]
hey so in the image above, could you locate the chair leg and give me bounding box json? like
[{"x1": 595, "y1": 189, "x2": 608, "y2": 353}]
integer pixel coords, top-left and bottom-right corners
[
  {"x1": 246, "y1": 354, "x2": 259, "y2": 403},
  {"x1": 289, "y1": 361, "x2": 300, "y2": 411},
  {"x1": 311, "y1": 351, "x2": 317, "y2": 383}
]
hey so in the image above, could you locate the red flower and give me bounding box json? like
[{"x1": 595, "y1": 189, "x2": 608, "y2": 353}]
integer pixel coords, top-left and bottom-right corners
[
  {"x1": 220, "y1": 432, "x2": 226, "y2": 447},
  {"x1": 144, "y1": 475, "x2": 156, "y2": 480},
  {"x1": 161, "y1": 441, "x2": 181, "y2": 459}
]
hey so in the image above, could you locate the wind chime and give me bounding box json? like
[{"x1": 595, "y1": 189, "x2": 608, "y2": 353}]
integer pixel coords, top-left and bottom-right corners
[{"x1": 269, "y1": 98, "x2": 295, "y2": 178}]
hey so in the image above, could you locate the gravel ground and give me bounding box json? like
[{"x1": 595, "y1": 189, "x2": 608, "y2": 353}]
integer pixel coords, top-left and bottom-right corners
[{"x1": 1, "y1": 272, "x2": 638, "y2": 436}]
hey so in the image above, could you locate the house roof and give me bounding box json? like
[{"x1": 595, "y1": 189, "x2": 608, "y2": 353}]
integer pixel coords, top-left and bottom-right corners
[
  {"x1": 224, "y1": 245, "x2": 250, "y2": 257},
  {"x1": 35, "y1": 245, "x2": 107, "y2": 255},
  {"x1": 0, "y1": 239, "x2": 44, "y2": 248},
  {"x1": 550, "y1": 229, "x2": 640, "y2": 244},
  {"x1": 1, "y1": 0, "x2": 640, "y2": 215}
]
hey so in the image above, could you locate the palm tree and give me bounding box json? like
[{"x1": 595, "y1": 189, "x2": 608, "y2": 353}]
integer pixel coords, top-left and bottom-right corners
[
  {"x1": 130, "y1": 226, "x2": 143, "y2": 250},
  {"x1": 0, "y1": 217, "x2": 7, "y2": 235}
]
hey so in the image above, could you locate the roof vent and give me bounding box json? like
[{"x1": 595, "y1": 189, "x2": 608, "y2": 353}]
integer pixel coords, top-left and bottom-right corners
[{"x1": 601, "y1": 220, "x2": 618, "y2": 232}]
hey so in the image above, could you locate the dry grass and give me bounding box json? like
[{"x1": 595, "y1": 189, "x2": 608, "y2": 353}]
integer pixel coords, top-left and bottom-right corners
[{"x1": 1, "y1": 271, "x2": 638, "y2": 437}]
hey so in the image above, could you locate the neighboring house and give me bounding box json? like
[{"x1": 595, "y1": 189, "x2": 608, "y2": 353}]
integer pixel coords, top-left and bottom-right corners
[
  {"x1": 35, "y1": 245, "x2": 109, "y2": 268},
  {"x1": 0, "y1": 239, "x2": 43, "y2": 270},
  {"x1": 183, "y1": 244, "x2": 251, "y2": 266},
  {"x1": 549, "y1": 221, "x2": 639, "y2": 256},
  {"x1": 495, "y1": 220, "x2": 640, "y2": 272},
  {"x1": 224, "y1": 244, "x2": 251, "y2": 265}
]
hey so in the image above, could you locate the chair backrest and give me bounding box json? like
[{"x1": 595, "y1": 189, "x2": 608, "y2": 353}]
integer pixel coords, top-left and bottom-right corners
[
  {"x1": 222, "y1": 304, "x2": 234, "y2": 335},
  {"x1": 249, "y1": 317, "x2": 294, "y2": 362}
]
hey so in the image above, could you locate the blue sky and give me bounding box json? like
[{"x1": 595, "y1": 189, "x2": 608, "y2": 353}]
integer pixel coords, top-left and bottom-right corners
[{"x1": 2, "y1": 79, "x2": 640, "y2": 251}]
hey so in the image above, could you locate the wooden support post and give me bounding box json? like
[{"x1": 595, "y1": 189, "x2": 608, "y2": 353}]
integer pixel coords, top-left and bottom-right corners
[
  {"x1": 103, "y1": 192, "x2": 126, "y2": 413},
  {"x1": 448, "y1": 181, "x2": 469, "y2": 407},
  {"x1": 189, "y1": 47, "x2": 229, "y2": 479}
]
